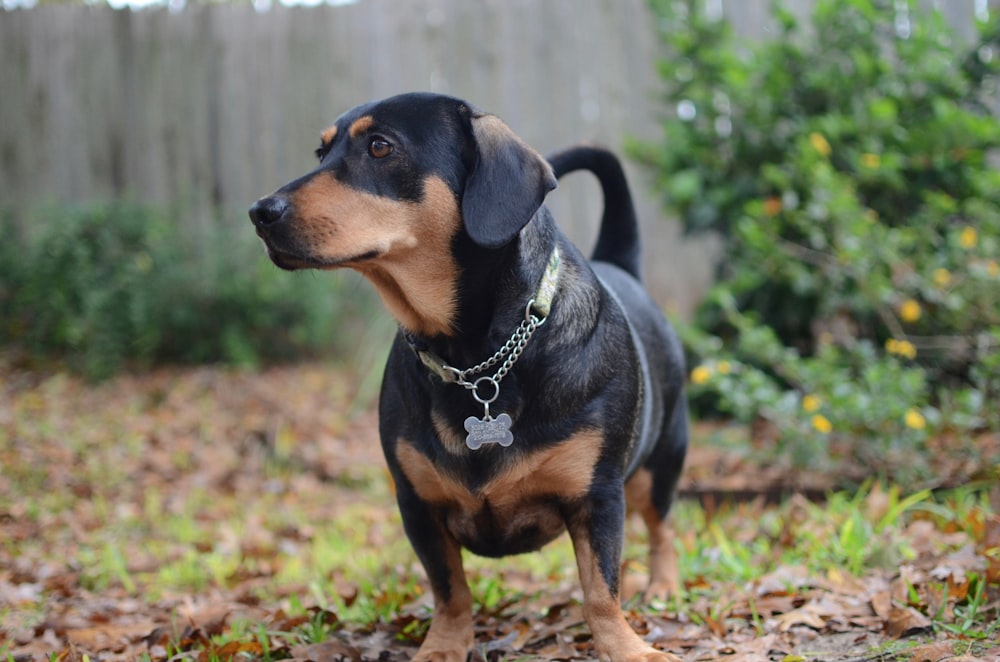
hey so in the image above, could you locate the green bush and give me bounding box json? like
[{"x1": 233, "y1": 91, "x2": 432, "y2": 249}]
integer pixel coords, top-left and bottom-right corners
[
  {"x1": 635, "y1": 0, "x2": 1000, "y2": 485},
  {"x1": 0, "y1": 202, "x2": 375, "y2": 379}
]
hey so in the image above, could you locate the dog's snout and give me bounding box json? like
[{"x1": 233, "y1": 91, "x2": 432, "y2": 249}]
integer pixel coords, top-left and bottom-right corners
[{"x1": 249, "y1": 196, "x2": 289, "y2": 228}]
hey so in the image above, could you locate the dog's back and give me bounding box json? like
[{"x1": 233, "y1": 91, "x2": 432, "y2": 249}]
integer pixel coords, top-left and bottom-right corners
[{"x1": 549, "y1": 144, "x2": 688, "y2": 512}]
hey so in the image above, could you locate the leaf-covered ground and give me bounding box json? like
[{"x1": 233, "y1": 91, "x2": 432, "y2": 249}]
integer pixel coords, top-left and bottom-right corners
[{"x1": 1, "y1": 360, "x2": 998, "y2": 661}]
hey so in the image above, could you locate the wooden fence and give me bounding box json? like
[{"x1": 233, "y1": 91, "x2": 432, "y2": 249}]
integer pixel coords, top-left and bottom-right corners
[{"x1": 0, "y1": 0, "x2": 995, "y2": 311}]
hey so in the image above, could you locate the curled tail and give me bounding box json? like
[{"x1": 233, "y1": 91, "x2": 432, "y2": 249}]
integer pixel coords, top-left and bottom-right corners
[{"x1": 547, "y1": 145, "x2": 641, "y2": 281}]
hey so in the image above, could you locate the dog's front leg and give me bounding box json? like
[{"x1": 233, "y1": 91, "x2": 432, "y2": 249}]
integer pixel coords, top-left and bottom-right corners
[
  {"x1": 565, "y1": 487, "x2": 681, "y2": 662},
  {"x1": 397, "y1": 490, "x2": 474, "y2": 662}
]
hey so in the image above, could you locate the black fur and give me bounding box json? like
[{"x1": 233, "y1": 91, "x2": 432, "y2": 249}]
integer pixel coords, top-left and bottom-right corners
[{"x1": 249, "y1": 92, "x2": 688, "y2": 661}]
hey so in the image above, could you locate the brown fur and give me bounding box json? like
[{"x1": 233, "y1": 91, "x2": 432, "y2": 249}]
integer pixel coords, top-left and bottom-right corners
[
  {"x1": 415, "y1": 527, "x2": 474, "y2": 662},
  {"x1": 290, "y1": 174, "x2": 461, "y2": 337},
  {"x1": 348, "y1": 115, "x2": 374, "y2": 138},
  {"x1": 396, "y1": 432, "x2": 601, "y2": 503},
  {"x1": 626, "y1": 469, "x2": 680, "y2": 599},
  {"x1": 569, "y1": 518, "x2": 675, "y2": 662},
  {"x1": 395, "y1": 431, "x2": 603, "y2": 551},
  {"x1": 320, "y1": 125, "x2": 338, "y2": 148}
]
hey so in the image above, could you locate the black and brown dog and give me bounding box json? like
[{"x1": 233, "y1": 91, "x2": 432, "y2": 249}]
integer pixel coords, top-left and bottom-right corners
[{"x1": 249, "y1": 92, "x2": 688, "y2": 662}]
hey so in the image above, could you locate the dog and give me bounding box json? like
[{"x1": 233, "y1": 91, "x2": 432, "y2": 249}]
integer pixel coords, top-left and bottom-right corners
[{"x1": 249, "y1": 92, "x2": 688, "y2": 662}]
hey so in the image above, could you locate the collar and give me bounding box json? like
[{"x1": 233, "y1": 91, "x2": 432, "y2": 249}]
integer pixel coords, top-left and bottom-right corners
[{"x1": 408, "y1": 245, "x2": 561, "y2": 383}]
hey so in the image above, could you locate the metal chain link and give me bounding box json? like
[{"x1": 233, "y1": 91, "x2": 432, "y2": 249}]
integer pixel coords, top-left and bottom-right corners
[{"x1": 443, "y1": 301, "x2": 546, "y2": 398}]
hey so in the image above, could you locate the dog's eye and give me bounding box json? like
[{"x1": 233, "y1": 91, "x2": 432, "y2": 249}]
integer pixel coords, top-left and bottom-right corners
[{"x1": 368, "y1": 137, "x2": 393, "y2": 159}]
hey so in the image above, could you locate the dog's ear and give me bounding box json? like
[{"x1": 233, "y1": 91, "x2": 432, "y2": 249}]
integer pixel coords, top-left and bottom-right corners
[{"x1": 460, "y1": 110, "x2": 557, "y2": 248}]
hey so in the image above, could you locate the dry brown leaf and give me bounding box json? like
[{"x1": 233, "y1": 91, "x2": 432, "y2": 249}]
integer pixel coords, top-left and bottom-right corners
[
  {"x1": 4, "y1": 364, "x2": 997, "y2": 662},
  {"x1": 906, "y1": 641, "x2": 958, "y2": 662},
  {"x1": 871, "y1": 590, "x2": 893, "y2": 620},
  {"x1": 774, "y1": 604, "x2": 827, "y2": 632},
  {"x1": 65, "y1": 623, "x2": 153, "y2": 652},
  {"x1": 825, "y1": 566, "x2": 871, "y2": 596},
  {"x1": 885, "y1": 604, "x2": 931, "y2": 638},
  {"x1": 201, "y1": 639, "x2": 266, "y2": 661}
]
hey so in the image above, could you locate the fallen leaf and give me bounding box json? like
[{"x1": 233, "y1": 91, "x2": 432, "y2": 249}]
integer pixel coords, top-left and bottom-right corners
[
  {"x1": 201, "y1": 639, "x2": 265, "y2": 661},
  {"x1": 775, "y1": 605, "x2": 826, "y2": 632},
  {"x1": 871, "y1": 590, "x2": 892, "y2": 620},
  {"x1": 886, "y1": 605, "x2": 931, "y2": 638},
  {"x1": 65, "y1": 623, "x2": 152, "y2": 652},
  {"x1": 907, "y1": 641, "x2": 955, "y2": 662}
]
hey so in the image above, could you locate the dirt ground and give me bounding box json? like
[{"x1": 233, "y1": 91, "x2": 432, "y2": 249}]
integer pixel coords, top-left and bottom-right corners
[{"x1": 1, "y1": 363, "x2": 998, "y2": 661}]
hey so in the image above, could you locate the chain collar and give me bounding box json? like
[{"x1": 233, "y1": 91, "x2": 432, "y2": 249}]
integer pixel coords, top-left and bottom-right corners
[{"x1": 410, "y1": 245, "x2": 561, "y2": 400}]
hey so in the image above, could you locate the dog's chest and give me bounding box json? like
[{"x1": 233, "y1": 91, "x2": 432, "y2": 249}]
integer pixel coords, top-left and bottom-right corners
[
  {"x1": 444, "y1": 486, "x2": 568, "y2": 557},
  {"x1": 394, "y1": 431, "x2": 603, "y2": 554}
]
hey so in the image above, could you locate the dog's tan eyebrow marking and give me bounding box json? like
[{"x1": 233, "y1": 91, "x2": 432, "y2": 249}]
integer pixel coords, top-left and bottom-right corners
[
  {"x1": 320, "y1": 125, "x2": 338, "y2": 146},
  {"x1": 348, "y1": 115, "x2": 374, "y2": 138}
]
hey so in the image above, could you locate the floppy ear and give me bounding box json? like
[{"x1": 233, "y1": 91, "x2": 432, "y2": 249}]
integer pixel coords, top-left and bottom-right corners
[{"x1": 461, "y1": 112, "x2": 558, "y2": 248}]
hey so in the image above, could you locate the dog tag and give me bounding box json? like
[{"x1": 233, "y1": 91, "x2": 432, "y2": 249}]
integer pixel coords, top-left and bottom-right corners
[{"x1": 464, "y1": 413, "x2": 513, "y2": 450}]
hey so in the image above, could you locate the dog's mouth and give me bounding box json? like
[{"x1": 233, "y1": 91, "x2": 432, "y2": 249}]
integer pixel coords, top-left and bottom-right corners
[{"x1": 259, "y1": 239, "x2": 380, "y2": 272}]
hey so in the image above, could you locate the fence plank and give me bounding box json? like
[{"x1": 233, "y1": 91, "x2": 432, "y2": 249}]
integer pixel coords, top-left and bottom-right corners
[{"x1": 0, "y1": 0, "x2": 989, "y2": 314}]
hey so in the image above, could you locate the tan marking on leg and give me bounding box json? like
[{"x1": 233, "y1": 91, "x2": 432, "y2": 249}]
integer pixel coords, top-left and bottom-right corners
[
  {"x1": 289, "y1": 174, "x2": 461, "y2": 337},
  {"x1": 625, "y1": 469, "x2": 680, "y2": 601},
  {"x1": 348, "y1": 114, "x2": 374, "y2": 138},
  {"x1": 568, "y1": 519, "x2": 680, "y2": 662},
  {"x1": 413, "y1": 526, "x2": 474, "y2": 662},
  {"x1": 320, "y1": 124, "x2": 338, "y2": 147}
]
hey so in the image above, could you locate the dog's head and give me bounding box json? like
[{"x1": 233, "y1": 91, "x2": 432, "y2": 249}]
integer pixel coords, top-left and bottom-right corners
[{"x1": 249, "y1": 92, "x2": 556, "y2": 337}]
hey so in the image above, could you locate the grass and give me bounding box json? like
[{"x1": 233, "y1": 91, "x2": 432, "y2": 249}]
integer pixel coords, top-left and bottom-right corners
[{"x1": 0, "y1": 363, "x2": 997, "y2": 660}]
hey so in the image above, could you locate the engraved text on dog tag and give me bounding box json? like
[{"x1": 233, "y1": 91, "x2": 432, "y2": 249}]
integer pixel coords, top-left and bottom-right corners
[{"x1": 464, "y1": 413, "x2": 513, "y2": 450}]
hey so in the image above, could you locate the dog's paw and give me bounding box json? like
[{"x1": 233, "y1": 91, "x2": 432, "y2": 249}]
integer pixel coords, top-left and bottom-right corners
[
  {"x1": 411, "y1": 648, "x2": 469, "y2": 662},
  {"x1": 594, "y1": 638, "x2": 682, "y2": 662},
  {"x1": 598, "y1": 647, "x2": 681, "y2": 662},
  {"x1": 643, "y1": 576, "x2": 680, "y2": 604},
  {"x1": 633, "y1": 649, "x2": 682, "y2": 662},
  {"x1": 412, "y1": 630, "x2": 472, "y2": 662}
]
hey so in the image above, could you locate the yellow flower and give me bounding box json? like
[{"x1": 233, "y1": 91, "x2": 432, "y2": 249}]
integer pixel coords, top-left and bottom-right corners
[
  {"x1": 812, "y1": 414, "x2": 833, "y2": 434},
  {"x1": 900, "y1": 299, "x2": 922, "y2": 323},
  {"x1": 959, "y1": 226, "x2": 978, "y2": 249},
  {"x1": 988, "y1": 260, "x2": 999, "y2": 278},
  {"x1": 904, "y1": 408, "x2": 926, "y2": 431},
  {"x1": 861, "y1": 153, "x2": 881, "y2": 168},
  {"x1": 885, "y1": 338, "x2": 917, "y2": 360},
  {"x1": 717, "y1": 361, "x2": 732, "y2": 375},
  {"x1": 690, "y1": 365, "x2": 712, "y2": 385},
  {"x1": 802, "y1": 394, "x2": 822, "y2": 412},
  {"x1": 809, "y1": 132, "x2": 832, "y2": 157},
  {"x1": 932, "y1": 268, "x2": 952, "y2": 288}
]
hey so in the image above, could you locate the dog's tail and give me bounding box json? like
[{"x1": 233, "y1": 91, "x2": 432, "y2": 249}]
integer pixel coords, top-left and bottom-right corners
[{"x1": 547, "y1": 145, "x2": 641, "y2": 281}]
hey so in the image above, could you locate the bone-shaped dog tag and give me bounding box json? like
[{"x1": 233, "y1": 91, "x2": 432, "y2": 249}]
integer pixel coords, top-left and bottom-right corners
[{"x1": 464, "y1": 413, "x2": 513, "y2": 450}]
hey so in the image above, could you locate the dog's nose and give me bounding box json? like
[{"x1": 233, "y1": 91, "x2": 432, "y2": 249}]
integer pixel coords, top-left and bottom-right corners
[{"x1": 249, "y1": 196, "x2": 289, "y2": 227}]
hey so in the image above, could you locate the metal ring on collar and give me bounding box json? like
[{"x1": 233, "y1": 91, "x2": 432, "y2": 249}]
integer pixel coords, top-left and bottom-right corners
[
  {"x1": 470, "y1": 376, "x2": 500, "y2": 404},
  {"x1": 525, "y1": 299, "x2": 547, "y2": 325}
]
